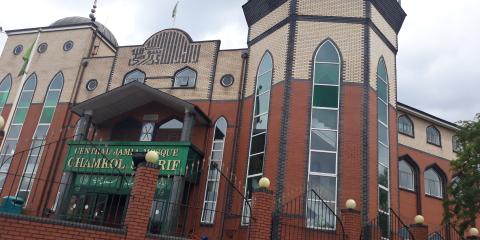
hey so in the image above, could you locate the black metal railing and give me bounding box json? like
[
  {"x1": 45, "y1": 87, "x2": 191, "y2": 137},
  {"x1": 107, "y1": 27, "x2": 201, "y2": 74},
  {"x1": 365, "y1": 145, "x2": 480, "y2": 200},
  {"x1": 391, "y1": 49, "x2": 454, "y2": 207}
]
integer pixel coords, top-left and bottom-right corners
[
  {"x1": 428, "y1": 223, "x2": 465, "y2": 240},
  {"x1": 360, "y1": 208, "x2": 414, "y2": 240},
  {"x1": 273, "y1": 189, "x2": 346, "y2": 240}
]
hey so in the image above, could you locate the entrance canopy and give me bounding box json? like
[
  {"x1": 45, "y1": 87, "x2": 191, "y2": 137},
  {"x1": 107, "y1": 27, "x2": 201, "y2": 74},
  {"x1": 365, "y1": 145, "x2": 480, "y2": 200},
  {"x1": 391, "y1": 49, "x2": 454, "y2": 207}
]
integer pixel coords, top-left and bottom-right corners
[{"x1": 71, "y1": 82, "x2": 210, "y2": 125}]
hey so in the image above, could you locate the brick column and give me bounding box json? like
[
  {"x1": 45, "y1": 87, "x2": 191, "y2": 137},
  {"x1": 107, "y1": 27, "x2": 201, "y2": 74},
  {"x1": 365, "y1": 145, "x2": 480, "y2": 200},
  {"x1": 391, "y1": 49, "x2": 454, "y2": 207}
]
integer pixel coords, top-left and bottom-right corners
[
  {"x1": 341, "y1": 209, "x2": 362, "y2": 240},
  {"x1": 125, "y1": 162, "x2": 159, "y2": 240},
  {"x1": 409, "y1": 224, "x2": 428, "y2": 240},
  {"x1": 249, "y1": 188, "x2": 275, "y2": 240}
]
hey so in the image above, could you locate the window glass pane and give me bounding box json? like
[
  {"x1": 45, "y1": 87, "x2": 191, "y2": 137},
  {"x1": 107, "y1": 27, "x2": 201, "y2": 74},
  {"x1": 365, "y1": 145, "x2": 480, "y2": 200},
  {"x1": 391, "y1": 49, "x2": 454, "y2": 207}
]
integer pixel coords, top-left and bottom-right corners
[
  {"x1": 377, "y1": 60, "x2": 387, "y2": 80},
  {"x1": 377, "y1": 99, "x2": 388, "y2": 124},
  {"x1": 50, "y1": 74, "x2": 64, "y2": 90},
  {"x1": 6, "y1": 125, "x2": 21, "y2": 139},
  {"x1": 1, "y1": 140, "x2": 17, "y2": 155},
  {"x1": 13, "y1": 108, "x2": 28, "y2": 123},
  {"x1": 427, "y1": 127, "x2": 440, "y2": 145},
  {"x1": 202, "y1": 201, "x2": 215, "y2": 223},
  {"x1": 377, "y1": 79, "x2": 388, "y2": 102},
  {"x1": 44, "y1": 91, "x2": 60, "y2": 107},
  {"x1": 213, "y1": 142, "x2": 223, "y2": 150},
  {"x1": 254, "y1": 93, "x2": 270, "y2": 116},
  {"x1": 312, "y1": 109, "x2": 337, "y2": 130},
  {"x1": 160, "y1": 119, "x2": 183, "y2": 129},
  {"x1": 378, "y1": 187, "x2": 389, "y2": 211},
  {"x1": 315, "y1": 41, "x2": 339, "y2": 63},
  {"x1": 211, "y1": 150, "x2": 223, "y2": 161},
  {"x1": 124, "y1": 70, "x2": 145, "y2": 84},
  {"x1": 311, "y1": 130, "x2": 337, "y2": 152},
  {"x1": 205, "y1": 181, "x2": 218, "y2": 201},
  {"x1": 256, "y1": 71, "x2": 272, "y2": 95},
  {"x1": 0, "y1": 75, "x2": 12, "y2": 91},
  {"x1": 310, "y1": 151, "x2": 336, "y2": 174},
  {"x1": 314, "y1": 63, "x2": 339, "y2": 85},
  {"x1": 24, "y1": 76, "x2": 37, "y2": 90},
  {"x1": 378, "y1": 144, "x2": 389, "y2": 166},
  {"x1": 39, "y1": 107, "x2": 55, "y2": 123},
  {"x1": 399, "y1": 116, "x2": 413, "y2": 136},
  {"x1": 253, "y1": 114, "x2": 268, "y2": 135},
  {"x1": 18, "y1": 92, "x2": 34, "y2": 107},
  {"x1": 248, "y1": 153, "x2": 264, "y2": 175},
  {"x1": 250, "y1": 134, "x2": 266, "y2": 155},
  {"x1": 246, "y1": 176, "x2": 261, "y2": 199},
  {"x1": 313, "y1": 85, "x2": 338, "y2": 108},
  {"x1": 258, "y1": 53, "x2": 272, "y2": 75},
  {"x1": 309, "y1": 175, "x2": 336, "y2": 201},
  {"x1": 0, "y1": 92, "x2": 8, "y2": 107},
  {"x1": 378, "y1": 124, "x2": 389, "y2": 145},
  {"x1": 378, "y1": 164, "x2": 388, "y2": 187},
  {"x1": 399, "y1": 162, "x2": 414, "y2": 190},
  {"x1": 174, "y1": 68, "x2": 196, "y2": 87},
  {"x1": 306, "y1": 200, "x2": 336, "y2": 229}
]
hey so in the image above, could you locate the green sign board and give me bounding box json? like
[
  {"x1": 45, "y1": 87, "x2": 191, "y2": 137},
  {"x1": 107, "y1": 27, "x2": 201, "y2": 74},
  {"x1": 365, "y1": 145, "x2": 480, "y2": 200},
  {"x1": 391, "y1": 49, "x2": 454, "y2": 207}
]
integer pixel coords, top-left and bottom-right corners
[{"x1": 64, "y1": 141, "x2": 202, "y2": 177}]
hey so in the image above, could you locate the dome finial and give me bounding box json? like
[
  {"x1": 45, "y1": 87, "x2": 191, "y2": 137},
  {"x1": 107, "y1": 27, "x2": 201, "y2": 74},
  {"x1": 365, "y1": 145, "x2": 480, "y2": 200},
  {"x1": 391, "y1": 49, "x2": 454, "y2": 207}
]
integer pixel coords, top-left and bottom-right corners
[{"x1": 89, "y1": 0, "x2": 97, "y2": 22}]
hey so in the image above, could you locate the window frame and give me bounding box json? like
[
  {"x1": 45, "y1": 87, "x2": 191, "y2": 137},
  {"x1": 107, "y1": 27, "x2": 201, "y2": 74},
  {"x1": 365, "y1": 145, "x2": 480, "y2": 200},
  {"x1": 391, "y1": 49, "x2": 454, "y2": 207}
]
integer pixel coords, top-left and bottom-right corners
[
  {"x1": 452, "y1": 135, "x2": 461, "y2": 153},
  {"x1": 123, "y1": 68, "x2": 146, "y2": 85},
  {"x1": 426, "y1": 125, "x2": 442, "y2": 147},
  {"x1": 172, "y1": 67, "x2": 197, "y2": 89},
  {"x1": 424, "y1": 168, "x2": 444, "y2": 199},
  {"x1": 398, "y1": 160, "x2": 415, "y2": 191},
  {"x1": 398, "y1": 115, "x2": 414, "y2": 137}
]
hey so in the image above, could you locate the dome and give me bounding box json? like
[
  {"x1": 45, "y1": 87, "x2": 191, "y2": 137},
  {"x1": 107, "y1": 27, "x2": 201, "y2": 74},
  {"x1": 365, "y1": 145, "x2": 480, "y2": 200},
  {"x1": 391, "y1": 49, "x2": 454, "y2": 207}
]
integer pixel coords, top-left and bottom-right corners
[{"x1": 50, "y1": 16, "x2": 118, "y2": 47}]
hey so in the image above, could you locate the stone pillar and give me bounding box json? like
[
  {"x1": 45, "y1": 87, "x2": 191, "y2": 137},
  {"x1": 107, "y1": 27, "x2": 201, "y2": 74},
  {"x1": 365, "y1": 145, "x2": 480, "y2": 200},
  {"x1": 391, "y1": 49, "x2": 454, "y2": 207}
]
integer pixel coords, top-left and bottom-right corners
[
  {"x1": 74, "y1": 110, "x2": 93, "y2": 141},
  {"x1": 409, "y1": 224, "x2": 429, "y2": 240},
  {"x1": 125, "y1": 162, "x2": 159, "y2": 240},
  {"x1": 180, "y1": 109, "x2": 195, "y2": 141},
  {"x1": 341, "y1": 209, "x2": 362, "y2": 240},
  {"x1": 249, "y1": 188, "x2": 275, "y2": 240}
]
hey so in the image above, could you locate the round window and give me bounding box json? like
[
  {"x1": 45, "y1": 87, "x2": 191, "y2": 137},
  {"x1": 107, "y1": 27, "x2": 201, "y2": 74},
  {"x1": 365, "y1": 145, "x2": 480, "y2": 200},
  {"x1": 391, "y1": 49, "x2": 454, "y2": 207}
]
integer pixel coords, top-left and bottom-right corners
[
  {"x1": 220, "y1": 75, "x2": 234, "y2": 87},
  {"x1": 63, "y1": 40, "x2": 74, "y2": 51},
  {"x1": 13, "y1": 45, "x2": 24, "y2": 55},
  {"x1": 86, "y1": 79, "x2": 98, "y2": 91},
  {"x1": 37, "y1": 43, "x2": 48, "y2": 53}
]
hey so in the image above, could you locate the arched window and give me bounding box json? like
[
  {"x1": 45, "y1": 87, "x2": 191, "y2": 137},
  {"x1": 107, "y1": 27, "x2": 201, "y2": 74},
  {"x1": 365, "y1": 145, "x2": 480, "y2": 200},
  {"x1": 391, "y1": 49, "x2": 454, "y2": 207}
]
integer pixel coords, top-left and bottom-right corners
[
  {"x1": 0, "y1": 73, "x2": 37, "y2": 191},
  {"x1": 173, "y1": 67, "x2": 196, "y2": 88},
  {"x1": 452, "y1": 135, "x2": 461, "y2": 153},
  {"x1": 424, "y1": 168, "x2": 443, "y2": 198},
  {"x1": 307, "y1": 40, "x2": 341, "y2": 229},
  {"x1": 201, "y1": 117, "x2": 227, "y2": 224},
  {"x1": 242, "y1": 52, "x2": 273, "y2": 225},
  {"x1": 18, "y1": 72, "x2": 64, "y2": 203},
  {"x1": 399, "y1": 160, "x2": 415, "y2": 190},
  {"x1": 123, "y1": 69, "x2": 146, "y2": 85},
  {"x1": 155, "y1": 118, "x2": 183, "y2": 141},
  {"x1": 376, "y1": 57, "x2": 390, "y2": 236},
  {"x1": 0, "y1": 74, "x2": 12, "y2": 113},
  {"x1": 398, "y1": 115, "x2": 413, "y2": 137},
  {"x1": 426, "y1": 126, "x2": 441, "y2": 146}
]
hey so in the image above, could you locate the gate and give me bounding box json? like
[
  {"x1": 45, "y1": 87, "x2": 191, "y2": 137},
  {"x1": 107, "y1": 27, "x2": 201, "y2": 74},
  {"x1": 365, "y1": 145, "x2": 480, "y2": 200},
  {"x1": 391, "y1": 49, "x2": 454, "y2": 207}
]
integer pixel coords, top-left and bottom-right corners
[
  {"x1": 428, "y1": 223, "x2": 465, "y2": 240},
  {"x1": 360, "y1": 208, "x2": 414, "y2": 240},
  {"x1": 273, "y1": 189, "x2": 346, "y2": 240}
]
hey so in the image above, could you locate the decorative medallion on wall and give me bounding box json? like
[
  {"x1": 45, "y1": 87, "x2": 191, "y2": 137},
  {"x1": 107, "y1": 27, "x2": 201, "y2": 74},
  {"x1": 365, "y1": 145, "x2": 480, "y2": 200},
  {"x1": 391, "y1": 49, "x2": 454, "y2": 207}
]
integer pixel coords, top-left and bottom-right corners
[
  {"x1": 37, "y1": 43, "x2": 48, "y2": 53},
  {"x1": 13, "y1": 45, "x2": 23, "y2": 55},
  {"x1": 220, "y1": 74, "x2": 234, "y2": 87},
  {"x1": 128, "y1": 29, "x2": 201, "y2": 66},
  {"x1": 86, "y1": 79, "x2": 98, "y2": 91},
  {"x1": 63, "y1": 40, "x2": 74, "y2": 51}
]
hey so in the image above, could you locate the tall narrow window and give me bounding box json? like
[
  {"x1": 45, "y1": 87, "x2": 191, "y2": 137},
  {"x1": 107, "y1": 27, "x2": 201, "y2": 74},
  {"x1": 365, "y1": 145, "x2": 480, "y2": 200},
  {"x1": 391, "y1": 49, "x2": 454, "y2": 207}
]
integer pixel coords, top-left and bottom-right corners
[
  {"x1": 399, "y1": 160, "x2": 414, "y2": 190},
  {"x1": 17, "y1": 72, "x2": 63, "y2": 202},
  {"x1": 307, "y1": 40, "x2": 340, "y2": 229},
  {"x1": 242, "y1": 52, "x2": 273, "y2": 225},
  {"x1": 398, "y1": 115, "x2": 413, "y2": 137},
  {"x1": 424, "y1": 168, "x2": 443, "y2": 198},
  {"x1": 426, "y1": 126, "x2": 441, "y2": 146},
  {"x1": 201, "y1": 117, "x2": 227, "y2": 224},
  {"x1": 0, "y1": 74, "x2": 12, "y2": 113},
  {"x1": 376, "y1": 57, "x2": 390, "y2": 237},
  {"x1": 0, "y1": 73, "x2": 37, "y2": 191}
]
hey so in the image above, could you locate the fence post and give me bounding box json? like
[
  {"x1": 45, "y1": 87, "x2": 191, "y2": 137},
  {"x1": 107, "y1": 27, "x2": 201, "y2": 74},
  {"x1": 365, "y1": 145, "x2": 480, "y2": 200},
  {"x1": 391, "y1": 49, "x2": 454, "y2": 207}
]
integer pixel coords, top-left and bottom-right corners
[
  {"x1": 341, "y1": 206, "x2": 361, "y2": 240},
  {"x1": 409, "y1": 223, "x2": 429, "y2": 240},
  {"x1": 125, "y1": 162, "x2": 158, "y2": 240},
  {"x1": 249, "y1": 179, "x2": 274, "y2": 240}
]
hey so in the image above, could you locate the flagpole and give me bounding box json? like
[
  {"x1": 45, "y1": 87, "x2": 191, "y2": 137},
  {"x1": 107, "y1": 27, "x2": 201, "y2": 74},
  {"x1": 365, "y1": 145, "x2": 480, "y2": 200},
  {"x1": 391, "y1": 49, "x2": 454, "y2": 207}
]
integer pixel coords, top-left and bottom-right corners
[
  {"x1": 172, "y1": 1, "x2": 179, "y2": 28},
  {"x1": 1, "y1": 29, "x2": 41, "y2": 148}
]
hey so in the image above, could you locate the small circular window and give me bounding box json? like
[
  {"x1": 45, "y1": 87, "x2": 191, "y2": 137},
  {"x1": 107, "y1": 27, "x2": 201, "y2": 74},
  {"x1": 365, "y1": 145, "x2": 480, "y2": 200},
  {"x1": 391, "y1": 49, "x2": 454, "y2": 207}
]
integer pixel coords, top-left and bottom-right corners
[
  {"x1": 220, "y1": 74, "x2": 234, "y2": 87},
  {"x1": 63, "y1": 40, "x2": 74, "y2": 51},
  {"x1": 13, "y1": 45, "x2": 23, "y2": 55},
  {"x1": 86, "y1": 79, "x2": 98, "y2": 91},
  {"x1": 37, "y1": 43, "x2": 48, "y2": 53}
]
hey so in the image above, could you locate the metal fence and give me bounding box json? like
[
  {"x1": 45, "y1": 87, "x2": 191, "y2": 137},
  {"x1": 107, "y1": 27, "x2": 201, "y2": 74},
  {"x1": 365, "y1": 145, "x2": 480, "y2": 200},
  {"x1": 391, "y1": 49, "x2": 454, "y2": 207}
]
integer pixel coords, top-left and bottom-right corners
[
  {"x1": 428, "y1": 223, "x2": 465, "y2": 240},
  {"x1": 360, "y1": 208, "x2": 413, "y2": 240},
  {"x1": 273, "y1": 189, "x2": 346, "y2": 240}
]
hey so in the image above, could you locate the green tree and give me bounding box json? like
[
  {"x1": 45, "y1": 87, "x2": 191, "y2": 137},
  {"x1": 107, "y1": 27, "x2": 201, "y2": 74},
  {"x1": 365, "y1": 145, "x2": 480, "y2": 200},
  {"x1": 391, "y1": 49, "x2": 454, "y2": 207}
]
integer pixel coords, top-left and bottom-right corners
[{"x1": 443, "y1": 113, "x2": 480, "y2": 233}]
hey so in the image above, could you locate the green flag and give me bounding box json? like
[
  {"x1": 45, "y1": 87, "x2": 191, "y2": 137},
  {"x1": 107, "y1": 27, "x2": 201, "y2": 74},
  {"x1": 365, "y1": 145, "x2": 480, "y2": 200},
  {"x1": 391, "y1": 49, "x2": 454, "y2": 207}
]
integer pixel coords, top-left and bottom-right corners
[
  {"x1": 18, "y1": 41, "x2": 35, "y2": 76},
  {"x1": 172, "y1": 1, "x2": 179, "y2": 19}
]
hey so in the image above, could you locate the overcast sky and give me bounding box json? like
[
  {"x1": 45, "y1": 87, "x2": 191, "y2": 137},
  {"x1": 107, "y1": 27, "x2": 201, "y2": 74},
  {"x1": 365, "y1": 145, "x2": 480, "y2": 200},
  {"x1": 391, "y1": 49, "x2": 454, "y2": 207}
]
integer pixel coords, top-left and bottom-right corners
[{"x1": 0, "y1": 0, "x2": 478, "y2": 123}]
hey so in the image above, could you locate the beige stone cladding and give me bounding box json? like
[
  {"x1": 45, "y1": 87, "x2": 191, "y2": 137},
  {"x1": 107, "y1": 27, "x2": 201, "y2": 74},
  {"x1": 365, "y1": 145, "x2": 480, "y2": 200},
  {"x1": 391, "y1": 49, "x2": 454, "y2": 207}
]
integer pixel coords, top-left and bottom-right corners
[
  {"x1": 93, "y1": 37, "x2": 116, "y2": 57},
  {"x1": 297, "y1": 0, "x2": 365, "y2": 18},
  {"x1": 294, "y1": 21, "x2": 364, "y2": 83},
  {"x1": 370, "y1": 5, "x2": 398, "y2": 49},
  {"x1": 369, "y1": 28, "x2": 397, "y2": 106},
  {"x1": 245, "y1": 25, "x2": 289, "y2": 98},
  {"x1": 1, "y1": 29, "x2": 93, "y2": 105},
  {"x1": 398, "y1": 110, "x2": 458, "y2": 160},
  {"x1": 249, "y1": 1, "x2": 290, "y2": 41},
  {"x1": 211, "y1": 50, "x2": 244, "y2": 101},
  {"x1": 75, "y1": 57, "x2": 115, "y2": 103},
  {"x1": 110, "y1": 32, "x2": 219, "y2": 101}
]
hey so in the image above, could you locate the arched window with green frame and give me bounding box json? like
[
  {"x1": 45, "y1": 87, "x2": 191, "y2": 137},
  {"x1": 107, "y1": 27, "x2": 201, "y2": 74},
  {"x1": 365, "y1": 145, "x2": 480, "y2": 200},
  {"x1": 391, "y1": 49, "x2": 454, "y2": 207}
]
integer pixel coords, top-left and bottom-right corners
[
  {"x1": 0, "y1": 73, "x2": 37, "y2": 191},
  {"x1": 17, "y1": 72, "x2": 63, "y2": 203},
  {"x1": 0, "y1": 74, "x2": 12, "y2": 114}
]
